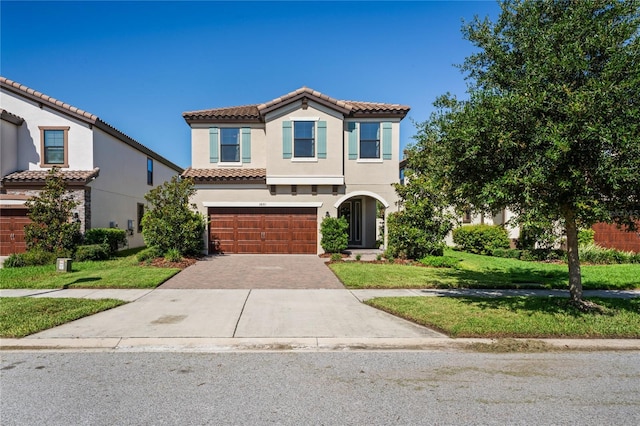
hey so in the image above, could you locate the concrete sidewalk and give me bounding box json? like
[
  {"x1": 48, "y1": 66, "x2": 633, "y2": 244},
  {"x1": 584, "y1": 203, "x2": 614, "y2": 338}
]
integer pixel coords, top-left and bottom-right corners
[{"x1": 1, "y1": 287, "x2": 639, "y2": 352}]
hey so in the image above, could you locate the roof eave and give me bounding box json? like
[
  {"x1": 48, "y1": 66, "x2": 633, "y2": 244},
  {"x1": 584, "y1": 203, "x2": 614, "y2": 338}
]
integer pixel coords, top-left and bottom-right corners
[{"x1": 259, "y1": 92, "x2": 352, "y2": 116}]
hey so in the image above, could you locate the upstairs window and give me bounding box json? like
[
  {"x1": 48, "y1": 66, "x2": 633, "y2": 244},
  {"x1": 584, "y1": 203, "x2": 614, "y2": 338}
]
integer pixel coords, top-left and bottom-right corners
[
  {"x1": 40, "y1": 127, "x2": 69, "y2": 167},
  {"x1": 220, "y1": 128, "x2": 240, "y2": 163},
  {"x1": 294, "y1": 121, "x2": 315, "y2": 158},
  {"x1": 147, "y1": 158, "x2": 153, "y2": 186},
  {"x1": 359, "y1": 122, "x2": 380, "y2": 159}
]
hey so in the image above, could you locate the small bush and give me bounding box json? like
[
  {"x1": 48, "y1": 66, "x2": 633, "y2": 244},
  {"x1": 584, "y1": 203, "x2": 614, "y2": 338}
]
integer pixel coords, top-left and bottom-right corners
[
  {"x1": 577, "y1": 229, "x2": 596, "y2": 246},
  {"x1": 492, "y1": 248, "x2": 522, "y2": 259},
  {"x1": 579, "y1": 243, "x2": 634, "y2": 264},
  {"x1": 419, "y1": 255, "x2": 460, "y2": 268},
  {"x1": 355, "y1": 254, "x2": 362, "y2": 261},
  {"x1": 75, "y1": 244, "x2": 110, "y2": 262},
  {"x1": 136, "y1": 246, "x2": 163, "y2": 262},
  {"x1": 320, "y1": 217, "x2": 349, "y2": 254},
  {"x1": 3, "y1": 249, "x2": 59, "y2": 268},
  {"x1": 164, "y1": 248, "x2": 182, "y2": 263},
  {"x1": 84, "y1": 228, "x2": 127, "y2": 254},
  {"x1": 376, "y1": 254, "x2": 382, "y2": 261},
  {"x1": 330, "y1": 253, "x2": 343, "y2": 262},
  {"x1": 453, "y1": 224, "x2": 510, "y2": 255}
]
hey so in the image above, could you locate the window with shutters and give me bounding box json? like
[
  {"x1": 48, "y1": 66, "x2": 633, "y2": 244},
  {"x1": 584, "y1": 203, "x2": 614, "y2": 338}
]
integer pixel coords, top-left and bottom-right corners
[
  {"x1": 294, "y1": 121, "x2": 315, "y2": 158},
  {"x1": 39, "y1": 127, "x2": 69, "y2": 167},
  {"x1": 359, "y1": 122, "x2": 380, "y2": 159},
  {"x1": 209, "y1": 127, "x2": 251, "y2": 164},
  {"x1": 220, "y1": 128, "x2": 240, "y2": 163}
]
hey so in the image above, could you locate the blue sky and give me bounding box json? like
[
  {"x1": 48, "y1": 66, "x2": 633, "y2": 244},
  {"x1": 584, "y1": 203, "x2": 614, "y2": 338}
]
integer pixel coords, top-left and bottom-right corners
[{"x1": 1, "y1": 1, "x2": 500, "y2": 168}]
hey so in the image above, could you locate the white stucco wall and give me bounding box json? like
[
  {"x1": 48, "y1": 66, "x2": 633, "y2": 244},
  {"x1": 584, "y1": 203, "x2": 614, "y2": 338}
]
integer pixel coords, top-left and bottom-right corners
[
  {"x1": 191, "y1": 124, "x2": 267, "y2": 169},
  {"x1": 0, "y1": 118, "x2": 19, "y2": 177},
  {"x1": 91, "y1": 128, "x2": 180, "y2": 248},
  {"x1": 0, "y1": 89, "x2": 94, "y2": 171}
]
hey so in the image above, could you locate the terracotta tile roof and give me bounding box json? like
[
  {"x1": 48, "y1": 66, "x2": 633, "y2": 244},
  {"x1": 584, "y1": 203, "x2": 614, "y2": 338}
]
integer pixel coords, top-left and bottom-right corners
[
  {"x1": 183, "y1": 87, "x2": 410, "y2": 123},
  {"x1": 1, "y1": 108, "x2": 25, "y2": 125},
  {"x1": 1, "y1": 76, "x2": 182, "y2": 173},
  {"x1": 1, "y1": 168, "x2": 100, "y2": 185},
  {"x1": 182, "y1": 167, "x2": 266, "y2": 183},
  {"x1": 182, "y1": 105, "x2": 261, "y2": 121}
]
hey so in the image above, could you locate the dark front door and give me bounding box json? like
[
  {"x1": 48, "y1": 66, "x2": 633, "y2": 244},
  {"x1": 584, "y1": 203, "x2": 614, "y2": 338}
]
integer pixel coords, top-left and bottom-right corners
[{"x1": 338, "y1": 199, "x2": 362, "y2": 247}]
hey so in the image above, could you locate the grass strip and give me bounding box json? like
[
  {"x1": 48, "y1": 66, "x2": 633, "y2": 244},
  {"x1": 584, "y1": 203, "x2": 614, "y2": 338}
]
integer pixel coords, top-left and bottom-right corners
[
  {"x1": 0, "y1": 297, "x2": 126, "y2": 338},
  {"x1": 366, "y1": 296, "x2": 640, "y2": 338},
  {"x1": 329, "y1": 249, "x2": 640, "y2": 290},
  {"x1": 0, "y1": 254, "x2": 180, "y2": 289}
]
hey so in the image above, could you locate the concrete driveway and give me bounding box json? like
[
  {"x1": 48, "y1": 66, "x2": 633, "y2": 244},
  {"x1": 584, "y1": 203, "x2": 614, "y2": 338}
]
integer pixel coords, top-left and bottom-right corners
[{"x1": 19, "y1": 255, "x2": 445, "y2": 348}]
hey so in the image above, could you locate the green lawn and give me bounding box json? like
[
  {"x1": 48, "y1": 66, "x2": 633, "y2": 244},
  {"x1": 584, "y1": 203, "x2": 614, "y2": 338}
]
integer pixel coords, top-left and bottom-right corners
[
  {"x1": 330, "y1": 250, "x2": 640, "y2": 290},
  {"x1": 0, "y1": 254, "x2": 180, "y2": 289},
  {"x1": 366, "y1": 296, "x2": 640, "y2": 338},
  {"x1": 0, "y1": 297, "x2": 126, "y2": 338}
]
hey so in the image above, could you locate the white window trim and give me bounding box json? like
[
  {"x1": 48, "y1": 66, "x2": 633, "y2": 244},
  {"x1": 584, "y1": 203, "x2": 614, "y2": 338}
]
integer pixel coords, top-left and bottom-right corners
[
  {"x1": 358, "y1": 122, "x2": 382, "y2": 160},
  {"x1": 219, "y1": 127, "x2": 242, "y2": 164},
  {"x1": 292, "y1": 120, "x2": 317, "y2": 160}
]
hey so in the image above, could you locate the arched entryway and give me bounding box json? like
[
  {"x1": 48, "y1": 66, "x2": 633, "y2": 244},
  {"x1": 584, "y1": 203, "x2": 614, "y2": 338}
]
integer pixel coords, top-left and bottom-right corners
[{"x1": 334, "y1": 191, "x2": 389, "y2": 249}]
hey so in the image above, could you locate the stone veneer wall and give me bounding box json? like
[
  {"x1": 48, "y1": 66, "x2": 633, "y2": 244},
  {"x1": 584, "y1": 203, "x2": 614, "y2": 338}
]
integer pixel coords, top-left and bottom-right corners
[{"x1": 4, "y1": 187, "x2": 90, "y2": 234}]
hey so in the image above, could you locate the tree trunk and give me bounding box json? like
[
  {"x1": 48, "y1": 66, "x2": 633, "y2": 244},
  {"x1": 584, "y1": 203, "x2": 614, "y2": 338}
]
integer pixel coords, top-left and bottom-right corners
[{"x1": 564, "y1": 209, "x2": 583, "y2": 303}]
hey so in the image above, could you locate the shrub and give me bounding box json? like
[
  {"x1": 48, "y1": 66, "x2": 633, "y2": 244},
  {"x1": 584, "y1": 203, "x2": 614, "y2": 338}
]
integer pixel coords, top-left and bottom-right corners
[
  {"x1": 419, "y1": 255, "x2": 460, "y2": 268},
  {"x1": 320, "y1": 216, "x2": 349, "y2": 254},
  {"x1": 330, "y1": 253, "x2": 343, "y2": 262},
  {"x1": 579, "y1": 243, "x2": 634, "y2": 264},
  {"x1": 453, "y1": 224, "x2": 510, "y2": 255},
  {"x1": 577, "y1": 229, "x2": 596, "y2": 246},
  {"x1": 3, "y1": 249, "x2": 59, "y2": 268},
  {"x1": 386, "y1": 210, "x2": 448, "y2": 260},
  {"x1": 136, "y1": 247, "x2": 163, "y2": 262},
  {"x1": 492, "y1": 248, "x2": 522, "y2": 259},
  {"x1": 24, "y1": 168, "x2": 82, "y2": 253},
  {"x1": 164, "y1": 248, "x2": 182, "y2": 263},
  {"x1": 84, "y1": 228, "x2": 127, "y2": 254},
  {"x1": 142, "y1": 176, "x2": 206, "y2": 256},
  {"x1": 74, "y1": 244, "x2": 110, "y2": 262}
]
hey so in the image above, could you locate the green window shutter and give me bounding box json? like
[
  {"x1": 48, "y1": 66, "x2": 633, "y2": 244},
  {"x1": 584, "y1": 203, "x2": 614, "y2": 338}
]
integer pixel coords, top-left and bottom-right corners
[
  {"x1": 347, "y1": 122, "x2": 357, "y2": 160},
  {"x1": 241, "y1": 127, "x2": 251, "y2": 163},
  {"x1": 317, "y1": 121, "x2": 327, "y2": 159},
  {"x1": 382, "y1": 122, "x2": 392, "y2": 160},
  {"x1": 282, "y1": 121, "x2": 292, "y2": 159},
  {"x1": 209, "y1": 127, "x2": 219, "y2": 163}
]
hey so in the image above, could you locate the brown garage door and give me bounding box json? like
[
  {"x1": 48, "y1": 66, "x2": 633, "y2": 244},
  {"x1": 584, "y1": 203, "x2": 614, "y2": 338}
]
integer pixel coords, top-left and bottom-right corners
[
  {"x1": 0, "y1": 208, "x2": 31, "y2": 256},
  {"x1": 209, "y1": 207, "x2": 317, "y2": 254}
]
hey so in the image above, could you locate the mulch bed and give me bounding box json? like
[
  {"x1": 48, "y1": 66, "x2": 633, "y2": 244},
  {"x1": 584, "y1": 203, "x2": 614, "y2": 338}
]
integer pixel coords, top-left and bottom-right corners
[{"x1": 145, "y1": 257, "x2": 198, "y2": 269}]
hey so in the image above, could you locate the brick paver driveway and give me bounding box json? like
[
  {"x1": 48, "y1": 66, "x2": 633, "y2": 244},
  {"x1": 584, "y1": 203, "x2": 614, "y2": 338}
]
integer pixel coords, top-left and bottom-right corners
[{"x1": 159, "y1": 255, "x2": 345, "y2": 289}]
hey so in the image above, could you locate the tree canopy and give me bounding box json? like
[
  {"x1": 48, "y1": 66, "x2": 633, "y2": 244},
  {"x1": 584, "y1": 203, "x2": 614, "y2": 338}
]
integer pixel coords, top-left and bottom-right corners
[{"x1": 409, "y1": 0, "x2": 640, "y2": 304}]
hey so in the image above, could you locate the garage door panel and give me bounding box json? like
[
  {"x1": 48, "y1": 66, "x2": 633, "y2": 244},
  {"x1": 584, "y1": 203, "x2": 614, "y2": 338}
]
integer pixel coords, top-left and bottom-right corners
[
  {"x1": 209, "y1": 207, "x2": 317, "y2": 254},
  {"x1": 0, "y1": 209, "x2": 31, "y2": 256}
]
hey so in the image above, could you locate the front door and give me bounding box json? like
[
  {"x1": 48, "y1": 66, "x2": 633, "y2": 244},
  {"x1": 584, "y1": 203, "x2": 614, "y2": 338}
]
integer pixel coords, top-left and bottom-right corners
[{"x1": 338, "y1": 199, "x2": 362, "y2": 247}]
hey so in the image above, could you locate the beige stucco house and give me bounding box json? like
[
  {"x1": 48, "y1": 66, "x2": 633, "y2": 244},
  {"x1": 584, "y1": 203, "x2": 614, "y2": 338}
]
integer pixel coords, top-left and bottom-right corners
[
  {"x1": 182, "y1": 87, "x2": 410, "y2": 254},
  {"x1": 0, "y1": 76, "x2": 182, "y2": 255}
]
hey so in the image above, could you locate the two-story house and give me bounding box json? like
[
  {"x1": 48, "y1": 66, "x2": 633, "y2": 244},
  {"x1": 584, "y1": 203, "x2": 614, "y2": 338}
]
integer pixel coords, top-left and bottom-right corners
[
  {"x1": 182, "y1": 87, "x2": 410, "y2": 254},
  {"x1": 0, "y1": 77, "x2": 182, "y2": 255}
]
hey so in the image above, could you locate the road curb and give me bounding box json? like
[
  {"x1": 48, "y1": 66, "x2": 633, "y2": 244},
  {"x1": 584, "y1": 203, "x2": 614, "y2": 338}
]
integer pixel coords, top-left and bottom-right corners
[{"x1": 2, "y1": 337, "x2": 639, "y2": 352}]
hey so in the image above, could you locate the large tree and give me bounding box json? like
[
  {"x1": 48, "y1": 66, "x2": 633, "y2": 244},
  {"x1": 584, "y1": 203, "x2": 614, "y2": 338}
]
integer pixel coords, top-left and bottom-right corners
[{"x1": 412, "y1": 0, "x2": 640, "y2": 306}]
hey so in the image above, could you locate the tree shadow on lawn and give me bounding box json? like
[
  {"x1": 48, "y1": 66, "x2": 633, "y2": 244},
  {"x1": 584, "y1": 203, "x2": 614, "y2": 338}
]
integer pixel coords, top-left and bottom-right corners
[
  {"x1": 62, "y1": 277, "x2": 101, "y2": 289},
  {"x1": 453, "y1": 296, "x2": 639, "y2": 316},
  {"x1": 440, "y1": 266, "x2": 568, "y2": 288}
]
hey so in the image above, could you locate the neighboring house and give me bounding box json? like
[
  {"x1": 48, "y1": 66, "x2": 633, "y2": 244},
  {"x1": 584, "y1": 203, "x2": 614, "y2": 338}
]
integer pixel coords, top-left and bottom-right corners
[
  {"x1": 592, "y1": 222, "x2": 640, "y2": 253},
  {"x1": 182, "y1": 87, "x2": 410, "y2": 254},
  {"x1": 0, "y1": 77, "x2": 182, "y2": 255},
  {"x1": 398, "y1": 159, "x2": 520, "y2": 247}
]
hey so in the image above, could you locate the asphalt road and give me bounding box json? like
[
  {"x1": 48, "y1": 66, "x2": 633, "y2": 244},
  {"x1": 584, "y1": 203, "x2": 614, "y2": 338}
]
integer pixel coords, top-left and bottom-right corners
[{"x1": 1, "y1": 351, "x2": 639, "y2": 425}]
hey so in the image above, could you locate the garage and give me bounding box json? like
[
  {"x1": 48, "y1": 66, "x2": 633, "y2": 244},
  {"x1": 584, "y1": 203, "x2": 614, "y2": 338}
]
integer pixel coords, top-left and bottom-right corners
[
  {"x1": 0, "y1": 208, "x2": 30, "y2": 256},
  {"x1": 209, "y1": 207, "x2": 317, "y2": 254}
]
